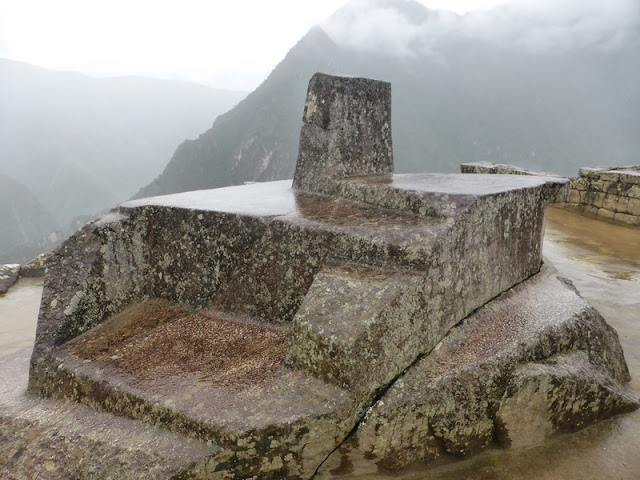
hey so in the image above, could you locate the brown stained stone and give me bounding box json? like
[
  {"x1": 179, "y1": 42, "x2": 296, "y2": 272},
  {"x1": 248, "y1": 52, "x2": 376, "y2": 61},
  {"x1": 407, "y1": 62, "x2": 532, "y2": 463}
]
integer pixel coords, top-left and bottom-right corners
[
  {"x1": 65, "y1": 299, "x2": 190, "y2": 361},
  {"x1": 66, "y1": 302, "x2": 289, "y2": 388},
  {"x1": 110, "y1": 311, "x2": 288, "y2": 388}
]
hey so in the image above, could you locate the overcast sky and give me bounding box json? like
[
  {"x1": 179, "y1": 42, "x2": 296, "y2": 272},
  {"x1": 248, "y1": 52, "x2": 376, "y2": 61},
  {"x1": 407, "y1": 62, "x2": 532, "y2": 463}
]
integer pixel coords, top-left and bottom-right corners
[
  {"x1": 0, "y1": 0, "x2": 510, "y2": 90},
  {"x1": 1, "y1": 0, "x2": 637, "y2": 91}
]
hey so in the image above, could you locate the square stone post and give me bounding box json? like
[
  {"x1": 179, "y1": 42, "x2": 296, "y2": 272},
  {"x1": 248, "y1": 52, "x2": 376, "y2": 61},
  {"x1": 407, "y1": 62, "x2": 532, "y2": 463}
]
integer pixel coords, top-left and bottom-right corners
[{"x1": 293, "y1": 72, "x2": 393, "y2": 194}]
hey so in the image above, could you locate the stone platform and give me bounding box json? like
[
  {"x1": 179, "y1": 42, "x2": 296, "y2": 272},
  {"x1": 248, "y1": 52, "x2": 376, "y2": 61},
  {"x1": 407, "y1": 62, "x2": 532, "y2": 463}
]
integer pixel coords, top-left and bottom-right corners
[{"x1": 7, "y1": 73, "x2": 637, "y2": 479}]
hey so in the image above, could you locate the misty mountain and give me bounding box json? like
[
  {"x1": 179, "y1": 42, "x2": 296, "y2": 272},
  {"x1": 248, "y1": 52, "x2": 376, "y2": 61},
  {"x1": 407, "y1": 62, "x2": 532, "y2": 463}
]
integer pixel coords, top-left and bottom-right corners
[
  {"x1": 137, "y1": 0, "x2": 640, "y2": 199},
  {"x1": 0, "y1": 58, "x2": 246, "y2": 230},
  {"x1": 0, "y1": 174, "x2": 60, "y2": 264}
]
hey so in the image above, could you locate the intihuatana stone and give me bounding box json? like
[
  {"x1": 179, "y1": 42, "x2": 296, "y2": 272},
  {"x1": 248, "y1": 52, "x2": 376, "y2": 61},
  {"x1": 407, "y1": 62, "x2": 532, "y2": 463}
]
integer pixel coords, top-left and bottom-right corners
[
  {"x1": 293, "y1": 72, "x2": 393, "y2": 196},
  {"x1": 1, "y1": 74, "x2": 634, "y2": 479}
]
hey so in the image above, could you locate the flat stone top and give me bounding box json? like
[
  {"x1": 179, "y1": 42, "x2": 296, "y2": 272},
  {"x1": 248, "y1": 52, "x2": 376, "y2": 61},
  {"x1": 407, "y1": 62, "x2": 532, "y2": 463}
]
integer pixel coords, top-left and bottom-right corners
[
  {"x1": 123, "y1": 173, "x2": 566, "y2": 217},
  {"x1": 346, "y1": 173, "x2": 567, "y2": 196},
  {"x1": 122, "y1": 179, "x2": 447, "y2": 250},
  {"x1": 59, "y1": 302, "x2": 354, "y2": 434},
  {"x1": 123, "y1": 180, "x2": 297, "y2": 217},
  {"x1": 580, "y1": 166, "x2": 640, "y2": 176}
]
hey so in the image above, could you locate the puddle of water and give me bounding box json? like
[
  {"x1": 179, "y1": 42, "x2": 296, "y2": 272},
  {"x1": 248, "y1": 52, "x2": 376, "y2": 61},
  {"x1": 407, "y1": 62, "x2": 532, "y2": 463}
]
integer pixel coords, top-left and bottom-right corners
[
  {"x1": 545, "y1": 206, "x2": 640, "y2": 271},
  {"x1": 0, "y1": 277, "x2": 42, "y2": 356}
]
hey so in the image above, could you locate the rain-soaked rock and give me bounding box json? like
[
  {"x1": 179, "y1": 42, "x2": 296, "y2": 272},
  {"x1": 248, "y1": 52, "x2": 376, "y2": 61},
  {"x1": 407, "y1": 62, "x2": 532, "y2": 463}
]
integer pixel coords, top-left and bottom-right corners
[
  {"x1": 315, "y1": 266, "x2": 637, "y2": 477},
  {"x1": 19, "y1": 252, "x2": 51, "y2": 278},
  {"x1": 293, "y1": 72, "x2": 393, "y2": 195},
  {"x1": 0, "y1": 264, "x2": 20, "y2": 294},
  {"x1": 7, "y1": 73, "x2": 635, "y2": 479}
]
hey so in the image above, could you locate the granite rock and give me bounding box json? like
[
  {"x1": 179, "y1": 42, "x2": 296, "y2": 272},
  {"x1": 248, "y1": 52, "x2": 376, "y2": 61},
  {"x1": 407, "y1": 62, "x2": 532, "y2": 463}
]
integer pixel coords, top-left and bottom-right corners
[
  {"x1": 12, "y1": 74, "x2": 636, "y2": 479},
  {"x1": 316, "y1": 267, "x2": 637, "y2": 477},
  {"x1": 293, "y1": 72, "x2": 393, "y2": 195},
  {"x1": 0, "y1": 264, "x2": 20, "y2": 294},
  {"x1": 19, "y1": 252, "x2": 51, "y2": 278}
]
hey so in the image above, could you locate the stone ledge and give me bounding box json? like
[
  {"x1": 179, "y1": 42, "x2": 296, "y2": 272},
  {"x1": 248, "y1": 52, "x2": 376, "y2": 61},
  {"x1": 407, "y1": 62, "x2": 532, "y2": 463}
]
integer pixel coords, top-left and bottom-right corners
[
  {"x1": 316, "y1": 266, "x2": 637, "y2": 476},
  {"x1": 1, "y1": 349, "x2": 219, "y2": 480},
  {"x1": 462, "y1": 162, "x2": 640, "y2": 227}
]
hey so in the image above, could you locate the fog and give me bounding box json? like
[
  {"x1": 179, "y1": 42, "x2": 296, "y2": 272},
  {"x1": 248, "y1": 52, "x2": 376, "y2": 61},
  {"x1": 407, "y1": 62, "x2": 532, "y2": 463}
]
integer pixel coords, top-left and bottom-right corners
[
  {"x1": 322, "y1": 0, "x2": 640, "y2": 57},
  {"x1": 1, "y1": 0, "x2": 638, "y2": 264}
]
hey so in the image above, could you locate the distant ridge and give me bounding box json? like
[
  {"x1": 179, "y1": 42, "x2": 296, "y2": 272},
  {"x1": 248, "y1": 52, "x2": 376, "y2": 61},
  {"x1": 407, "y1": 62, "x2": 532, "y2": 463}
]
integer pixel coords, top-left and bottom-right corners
[
  {"x1": 136, "y1": 0, "x2": 640, "y2": 199},
  {"x1": 0, "y1": 174, "x2": 59, "y2": 264},
  {"x1": 0, "y1": 58, "x2": 247, "y2": 228}
]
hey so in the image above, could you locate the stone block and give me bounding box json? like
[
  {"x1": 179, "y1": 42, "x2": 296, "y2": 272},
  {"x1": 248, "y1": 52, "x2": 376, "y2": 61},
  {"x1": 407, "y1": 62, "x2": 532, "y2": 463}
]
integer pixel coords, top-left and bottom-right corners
[
  {"x1": 602, "y1": 194, "x2": 620, "y2": 212},
  {"x1": 604, "y1": 180, "x2": 620, "y2": 194},
  {"x1": 570, "y1": 177, "x2": 589, "y2": 191},
  {"x1": 614, "y1": 212, "x2": 640, "y2": 226},
  {"x1": 583, "y1": 205, "x2": 600, "y2": 217},
  {"x1": 592, "y1": 179, "x2": 607, "y2": 192},
  {"x1": 316, "y1": 268, "x2": 636, "y2": 474},
  {"x1": 598, "y1": 208, "x2": 615, "y2": 219},
  {"x1": 599, "y1": 171, "x2": 622, "y2": 182},
  {"x1": 620, "y1": 171, "x2": 640, "y2": 185},
  {"x1": 0, "y1": 263, "x2": 20, "y2": 294},
  {"x1": 628, "y1": 197, "x2": 640, "y2": 216},
  {"x1": 616, "y1": 195, "x2": 631, "y2": 214},
  {"x1": 589, "y1": 191, "x2": 606, "y2": 208},
  {"x1": 566, "y1": 189, "x2": 581, "y2": 204},
  {"x1": 628, "y1": 185, "x2": 640, "y2": 199},
  {"x1": 293, "y1": 72, "x2": 393, "y2": 195}
]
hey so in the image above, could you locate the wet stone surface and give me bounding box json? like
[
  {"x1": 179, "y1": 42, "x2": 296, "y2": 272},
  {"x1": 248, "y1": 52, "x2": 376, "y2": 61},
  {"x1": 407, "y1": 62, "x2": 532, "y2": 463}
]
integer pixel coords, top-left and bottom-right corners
[
  {"x1": 293, "y1": 73, "x2": 393, "y2": 195},
  {"x1": 8, "y1": 74, "x2": 636, "y2": 479},
  {"x1": 0, "y1": 264, "x2": 20, "y2": 294}
]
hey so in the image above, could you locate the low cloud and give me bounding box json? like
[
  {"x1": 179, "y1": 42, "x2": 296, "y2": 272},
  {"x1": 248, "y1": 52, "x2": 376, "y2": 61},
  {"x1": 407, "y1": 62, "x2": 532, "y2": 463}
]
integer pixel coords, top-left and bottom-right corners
[{"x1": 321, "y1": 0, "x2": 640, "y2": 56}]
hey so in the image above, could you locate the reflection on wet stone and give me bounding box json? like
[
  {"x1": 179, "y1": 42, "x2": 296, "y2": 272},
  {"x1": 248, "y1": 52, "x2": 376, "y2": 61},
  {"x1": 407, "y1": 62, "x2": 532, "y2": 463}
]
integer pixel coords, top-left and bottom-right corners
[{"x1": 5, "y1": 73, "x2": 637, "y2": 479}]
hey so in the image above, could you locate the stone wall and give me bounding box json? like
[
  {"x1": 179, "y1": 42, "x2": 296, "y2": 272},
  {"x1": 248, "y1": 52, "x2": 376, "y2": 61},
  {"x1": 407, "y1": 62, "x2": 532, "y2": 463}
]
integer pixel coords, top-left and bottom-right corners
[
  {"x1": 461, "y1": 162, "x2": 640, "y2": 227},
  {"x1": 460, "y1": 162, "x2": 558, "y2": 177},
  {"x1": 564, "y1": 167, "x2": 640, "y2": 226}
]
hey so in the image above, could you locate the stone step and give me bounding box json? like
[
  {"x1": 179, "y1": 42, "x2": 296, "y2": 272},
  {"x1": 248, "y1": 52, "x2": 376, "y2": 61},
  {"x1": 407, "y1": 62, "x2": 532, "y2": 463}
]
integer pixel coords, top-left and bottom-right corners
[
  {"x1": 29, "y1": 300, "x2": 358, "y2": 478},
  {"x1": 316, "y1": 266, "x2": 639, "y2": 476},
  {"x1": 286, "y1": 263, "x2": 429, "y2": 410},
  {"x1": 334, "y1": 172, "x2": 568, "y2": 219},
  {"x1": 1, "y1": 348, "x2": 219, "y2": 480}
]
